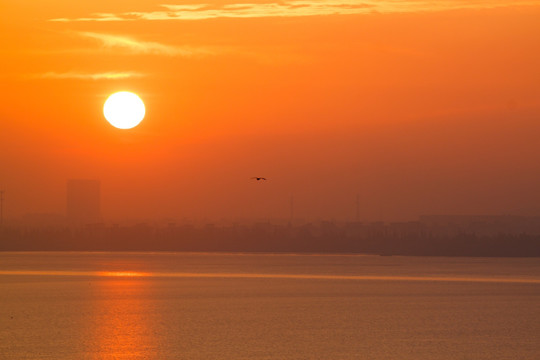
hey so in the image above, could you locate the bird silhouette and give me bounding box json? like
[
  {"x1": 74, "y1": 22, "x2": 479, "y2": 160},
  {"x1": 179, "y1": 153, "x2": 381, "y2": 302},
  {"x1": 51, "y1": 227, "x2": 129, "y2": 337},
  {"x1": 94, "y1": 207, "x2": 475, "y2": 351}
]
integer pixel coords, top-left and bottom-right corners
[{"x1": 251, "y1": 177, "x2": 267, "y2": 181}]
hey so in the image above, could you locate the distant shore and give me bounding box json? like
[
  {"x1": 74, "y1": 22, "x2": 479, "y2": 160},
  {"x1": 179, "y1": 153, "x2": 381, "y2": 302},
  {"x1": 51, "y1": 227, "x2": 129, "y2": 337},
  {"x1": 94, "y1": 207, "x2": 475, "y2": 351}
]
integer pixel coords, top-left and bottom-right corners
[{"x1": 2, "y1": 221, "x2": 540, "y2": 257}]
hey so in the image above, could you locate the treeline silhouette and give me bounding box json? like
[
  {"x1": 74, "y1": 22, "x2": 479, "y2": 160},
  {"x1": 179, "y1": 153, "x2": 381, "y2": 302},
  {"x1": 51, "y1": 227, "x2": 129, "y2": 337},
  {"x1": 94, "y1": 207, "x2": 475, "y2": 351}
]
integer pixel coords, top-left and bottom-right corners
[{"x1": 1, "y1": 220, "x2": 540, "y2": 256}]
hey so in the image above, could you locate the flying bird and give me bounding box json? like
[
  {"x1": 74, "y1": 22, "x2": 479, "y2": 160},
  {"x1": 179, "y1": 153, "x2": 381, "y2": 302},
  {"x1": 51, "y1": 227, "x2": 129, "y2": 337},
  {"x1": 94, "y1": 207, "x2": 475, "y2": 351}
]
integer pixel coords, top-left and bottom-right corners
[{"x1": 251, "y1": 177, "x2": 267, "y2": 181}]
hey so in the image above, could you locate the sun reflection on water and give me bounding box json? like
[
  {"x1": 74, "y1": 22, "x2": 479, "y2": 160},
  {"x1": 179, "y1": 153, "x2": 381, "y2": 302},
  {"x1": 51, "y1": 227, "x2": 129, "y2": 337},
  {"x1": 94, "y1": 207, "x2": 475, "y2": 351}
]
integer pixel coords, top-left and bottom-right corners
[
  {"x1": 88, "y1": 276, "x2": 158, "y2": 359},
  {"x1": 97, "y1": 271, "x2": 149, "y2": 277}
]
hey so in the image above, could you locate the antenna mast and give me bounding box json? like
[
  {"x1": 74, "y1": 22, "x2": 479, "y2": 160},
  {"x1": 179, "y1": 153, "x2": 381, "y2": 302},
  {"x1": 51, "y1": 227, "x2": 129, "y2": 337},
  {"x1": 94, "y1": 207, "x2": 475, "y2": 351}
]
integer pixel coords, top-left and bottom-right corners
[
  {"x1": 0, "y1": 190, "x2": 4, "y2": 227},
  {"x1": 290, "y1": 195, "x2": 294, "y2": 223},
  {"x1": 355, "y1": 194, "x2": 360, "y2": 222}
]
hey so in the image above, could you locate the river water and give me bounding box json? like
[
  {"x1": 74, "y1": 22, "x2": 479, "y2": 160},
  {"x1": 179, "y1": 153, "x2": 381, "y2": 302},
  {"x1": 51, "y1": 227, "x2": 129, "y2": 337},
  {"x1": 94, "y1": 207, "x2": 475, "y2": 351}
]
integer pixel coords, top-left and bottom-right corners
[{"x1": 1, "y1": 252, "x2": 539, "y2": 359}]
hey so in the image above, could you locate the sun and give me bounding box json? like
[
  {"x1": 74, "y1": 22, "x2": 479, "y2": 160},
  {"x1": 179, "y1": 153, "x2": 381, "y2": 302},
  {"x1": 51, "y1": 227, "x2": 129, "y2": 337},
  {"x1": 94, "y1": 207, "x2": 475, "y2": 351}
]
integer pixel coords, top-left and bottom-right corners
[{"x1": 103, "y1": 91, "x2": 145, "y2": 129}]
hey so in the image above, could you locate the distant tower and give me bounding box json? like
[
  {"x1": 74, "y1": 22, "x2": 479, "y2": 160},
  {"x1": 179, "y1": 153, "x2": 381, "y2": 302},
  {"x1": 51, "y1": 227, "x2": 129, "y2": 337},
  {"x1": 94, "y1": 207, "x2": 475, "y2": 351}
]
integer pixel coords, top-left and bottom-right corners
[{"x1": 67, "y1": 180, "x2": 101, "y2": 225}]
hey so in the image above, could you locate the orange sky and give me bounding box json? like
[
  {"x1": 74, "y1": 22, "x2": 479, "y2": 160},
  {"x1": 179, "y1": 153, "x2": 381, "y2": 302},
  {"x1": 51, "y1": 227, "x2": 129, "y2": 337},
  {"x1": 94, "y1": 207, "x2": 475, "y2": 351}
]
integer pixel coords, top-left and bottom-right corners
[{"x1": 1, "y1": 0, "x2": 540, "y2": 222}]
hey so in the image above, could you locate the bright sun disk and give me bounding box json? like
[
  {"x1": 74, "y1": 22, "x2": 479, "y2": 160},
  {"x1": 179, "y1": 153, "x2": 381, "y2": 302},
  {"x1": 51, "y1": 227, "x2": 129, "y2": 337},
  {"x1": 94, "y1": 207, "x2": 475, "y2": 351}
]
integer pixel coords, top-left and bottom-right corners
[{"x1": 103, "y1": 91, "x2": 145, "y2": 129}]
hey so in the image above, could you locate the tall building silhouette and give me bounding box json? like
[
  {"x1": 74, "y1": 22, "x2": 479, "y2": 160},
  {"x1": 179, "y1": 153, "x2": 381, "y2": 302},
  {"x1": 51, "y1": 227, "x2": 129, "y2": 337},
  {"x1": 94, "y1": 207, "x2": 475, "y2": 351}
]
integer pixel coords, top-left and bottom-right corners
[{"x1": 67, "y1": 180, "x2": 101, "y2": 225}]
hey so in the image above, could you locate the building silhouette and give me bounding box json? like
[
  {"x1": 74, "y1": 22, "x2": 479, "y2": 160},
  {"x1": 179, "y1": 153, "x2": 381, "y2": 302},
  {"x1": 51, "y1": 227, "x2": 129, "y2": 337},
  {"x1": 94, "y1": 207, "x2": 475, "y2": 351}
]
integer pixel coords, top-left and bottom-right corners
[{"x1": 66, "y1": 179, "x2": 101, "y2": 225}]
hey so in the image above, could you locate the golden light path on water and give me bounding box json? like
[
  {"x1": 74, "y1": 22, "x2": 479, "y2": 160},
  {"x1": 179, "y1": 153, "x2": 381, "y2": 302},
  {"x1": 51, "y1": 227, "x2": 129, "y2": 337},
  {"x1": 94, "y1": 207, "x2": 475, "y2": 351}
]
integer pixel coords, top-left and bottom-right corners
[{"x1": 1, "y1": 270, "x2": 540, "y2": 284}]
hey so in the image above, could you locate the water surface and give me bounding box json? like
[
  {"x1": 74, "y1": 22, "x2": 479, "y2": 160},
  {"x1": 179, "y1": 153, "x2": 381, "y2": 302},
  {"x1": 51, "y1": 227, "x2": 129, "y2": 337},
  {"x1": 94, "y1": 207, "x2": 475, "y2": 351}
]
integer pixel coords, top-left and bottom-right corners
[{"x1": 1, "y1": 252, "x2": 539, "y2": 359}]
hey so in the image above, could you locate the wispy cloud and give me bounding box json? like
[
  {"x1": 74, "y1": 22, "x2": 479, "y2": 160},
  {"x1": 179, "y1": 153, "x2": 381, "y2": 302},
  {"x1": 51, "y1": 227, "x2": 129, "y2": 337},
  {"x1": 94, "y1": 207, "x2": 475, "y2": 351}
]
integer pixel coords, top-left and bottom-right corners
[
  {"x1": 77, "y1": 32, "x2": 215, "y2": 56},
  {"x1": 50, "y1": 0, "x2": 540, "y2": 22},
  {"x1": 37, "y1": 71, "x2": 146, "y2": 80}
]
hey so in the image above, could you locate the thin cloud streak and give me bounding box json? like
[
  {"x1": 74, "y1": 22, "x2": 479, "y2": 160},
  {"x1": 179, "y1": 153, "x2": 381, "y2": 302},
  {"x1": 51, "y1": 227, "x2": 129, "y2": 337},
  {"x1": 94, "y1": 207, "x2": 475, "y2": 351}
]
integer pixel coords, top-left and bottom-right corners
[
  {"x1": 50, "y1": 0, "x2": 540, "y2": 22},
  {"x1": 77, "y1": 32, "x2": 215, "y2": 56},
  {"x1": 37, "y1": 71, "x2": 146, "y2": 80}
]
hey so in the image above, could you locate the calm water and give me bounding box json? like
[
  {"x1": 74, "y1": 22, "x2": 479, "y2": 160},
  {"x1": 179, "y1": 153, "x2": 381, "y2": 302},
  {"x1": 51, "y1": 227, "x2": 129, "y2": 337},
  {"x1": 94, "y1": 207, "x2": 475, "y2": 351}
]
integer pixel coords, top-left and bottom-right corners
[{"x1": 1, "y1": 252, "x2": 540, "y2": 359}]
